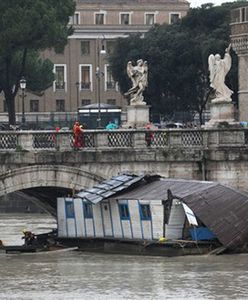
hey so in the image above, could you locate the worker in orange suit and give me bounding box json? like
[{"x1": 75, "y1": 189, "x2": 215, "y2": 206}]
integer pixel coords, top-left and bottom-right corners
[{"x1": 73, "y1": 121, "x2": 84, "y2": 148}]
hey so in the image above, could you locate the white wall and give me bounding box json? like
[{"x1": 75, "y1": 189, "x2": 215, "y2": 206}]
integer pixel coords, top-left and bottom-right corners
[
  {"x1": 57, "y1": 197, "x2": 166, "y2": 241},
  {"x1": 165, "y1": 200, "x2": 185, "y2": 239}
]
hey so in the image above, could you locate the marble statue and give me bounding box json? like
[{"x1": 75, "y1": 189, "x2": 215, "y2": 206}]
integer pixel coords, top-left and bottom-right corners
[
  {"x1": 208, "y1": 44, "x2": 233, "y2": 102},
  {"x1": 125, "y1": 59, "x2": 148, "y2": 105}
]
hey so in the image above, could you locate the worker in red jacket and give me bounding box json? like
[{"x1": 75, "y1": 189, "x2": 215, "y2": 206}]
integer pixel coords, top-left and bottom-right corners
[{"x1": 73, "y1": 121, "x2": 84, "y2": 148}]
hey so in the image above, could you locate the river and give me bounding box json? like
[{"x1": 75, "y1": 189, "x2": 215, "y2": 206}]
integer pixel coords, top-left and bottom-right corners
[{"x1": 0, "y1": 214, "x2": 247, "y2": 300}]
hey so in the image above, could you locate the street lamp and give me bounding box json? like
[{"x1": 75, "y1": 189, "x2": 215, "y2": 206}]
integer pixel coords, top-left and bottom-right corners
[
  {"x1": 96, "y1": 39, "x2": 106, "y2": 128},
  {"x1": 20, "y1": 77, "x2": 26, "y2": 127},
  {"x1": 75, "y1": 81, "x2": 80, "y2": 110}
]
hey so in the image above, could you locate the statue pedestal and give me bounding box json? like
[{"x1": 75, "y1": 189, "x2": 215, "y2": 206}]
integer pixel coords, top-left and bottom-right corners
[
  {"x1": 204, "y1": 99, "x2": 236, "y2": 128},
  {"x1": 126, "y1": 105, "x2": 150, "y2": 128}
]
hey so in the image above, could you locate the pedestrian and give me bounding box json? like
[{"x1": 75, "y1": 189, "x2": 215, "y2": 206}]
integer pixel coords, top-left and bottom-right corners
[
  {"x1": 145, "y1": 123, "x2": 154, "y2": 147},
  {"x1": 106, "y1": 121, "x2": 118, "y2": 146},
  {"x1": 73, "y1": 121, "x2": 84, "y2": 148},
  {"x1": 53, "y1": 126, "x2": 60, "y2": 145},
  {"x1": 106, "y1": 121, "x2": 118, "y2": 130}
]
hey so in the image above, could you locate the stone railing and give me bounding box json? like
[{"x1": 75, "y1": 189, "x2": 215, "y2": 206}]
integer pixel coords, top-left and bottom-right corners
[{"x1": 0, "y1": 128, "x2": 248, "y2": 151}]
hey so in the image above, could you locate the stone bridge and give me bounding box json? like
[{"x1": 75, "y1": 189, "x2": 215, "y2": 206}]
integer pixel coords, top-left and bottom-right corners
[{"x1": 1, "y1": 128, "x2": 248, "y2": 214}]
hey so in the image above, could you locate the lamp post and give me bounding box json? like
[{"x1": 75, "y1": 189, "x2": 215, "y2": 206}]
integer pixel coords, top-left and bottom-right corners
[
  {"x1": 20, "y1": 77, "x2": 26, "y2": 127},
  {"x1": 75, "y1": 81, "x2": 80, "y2": 110},
  {"x1": 96, "y1": 38, "x2": 106, "y2": 128}
]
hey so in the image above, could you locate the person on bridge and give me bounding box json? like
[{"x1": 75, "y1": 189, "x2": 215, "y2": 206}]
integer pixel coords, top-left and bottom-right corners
[
  {"x1": 145, "y1": 123, "x2": 154, "y2": 147},
  {"x1": 73, "y1": 121, "x2": 84, "y2": 148},
  {"x1": 106, "y1": 121, "x2": 118, "y2": 130}
]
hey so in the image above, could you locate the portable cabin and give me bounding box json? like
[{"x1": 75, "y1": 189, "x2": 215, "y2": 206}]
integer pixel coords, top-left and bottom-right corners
[{"x1": 57, "y1": 175, "x2": 248, "y2": 253}]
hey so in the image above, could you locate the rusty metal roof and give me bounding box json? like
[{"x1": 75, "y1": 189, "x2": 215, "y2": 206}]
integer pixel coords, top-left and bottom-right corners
[
  {"x1": 75, "y1": 174, "x2": 248, "y2": 249},
  {"x1": 110, "y1": 178, "x2": 248, "y2": 249}
]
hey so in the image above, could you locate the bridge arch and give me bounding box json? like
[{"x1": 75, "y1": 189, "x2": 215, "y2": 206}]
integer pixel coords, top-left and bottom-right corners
[{"x1": 0, "y1": 165, "x2": 105, "y2": 197}]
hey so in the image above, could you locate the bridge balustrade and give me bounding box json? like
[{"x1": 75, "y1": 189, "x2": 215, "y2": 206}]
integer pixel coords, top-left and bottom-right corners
[
  {"x1": 0, "y1": 132, "x2": 18, "y2": 149},
  {"x1": 0, "y1": 128, "x2": 247, "y2": 151}
]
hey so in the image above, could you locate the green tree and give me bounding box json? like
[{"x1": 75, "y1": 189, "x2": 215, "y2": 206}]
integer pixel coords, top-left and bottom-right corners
[
  {"x1": 109, "y1": 2, "x2": 248, "y2": 124},
  {"x1": 0, "y1": 0, "x2": 75, "y2": 126}
]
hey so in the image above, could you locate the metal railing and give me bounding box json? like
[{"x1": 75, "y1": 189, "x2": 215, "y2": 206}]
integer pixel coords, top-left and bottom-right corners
[{"x1": 0, "y1": 128, "x2": 247, "y2": 151}]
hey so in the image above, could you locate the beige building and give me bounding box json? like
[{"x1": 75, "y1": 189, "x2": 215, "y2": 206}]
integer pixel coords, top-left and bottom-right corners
[
  {"x1": 2, "y1": 0, "x2": 189, "y2": 127},
  {"x1": 231, "y1": 6, "x2": 248, "y2": 122}
]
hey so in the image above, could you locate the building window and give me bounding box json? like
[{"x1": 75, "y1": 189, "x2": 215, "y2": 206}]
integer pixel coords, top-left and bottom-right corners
[
  {"x1": 69, "y1": 12, "x2": 80, "y2": 25},
  {"x1": 81, "y1": 41, "x2": 90, "y2": 55},
  {"x1": 107, "y1": 99, "x2": 116, "y2": 106},
  {"x1": 81, "y1": 99, "x2": 91, "y2": 106},
  {"x1": 56, "y1": 99, "x2": 65, "y2": 112},
  {"x1": 106, "y1": 40, "x2": 115, "y2": 54},
  {"x1": 105, "y1": 65, "x2": 116, "y2": 90},
  {"x1": 30, "y1": 100, "x2": 39, "y2": 112},
  {"x1": 95, "y1": 13, "x2": 105, "y2": 25},
  {"x1": 3, "y1": 100, "x2": 7, "y2": 112},
  {"x1": 118, "y1": 203, "x2": 130, "y2": 220},
  {"x1": 169, "y1": 13, "x2": 181, "y2": 25},
  {"x1": 80, "y1": 65, "x2": 92, "y2": 90},
  {"x1": 83, "y1": 202, "x2": 93, "y2": 219},
  {"x1": 65, "y1": 201, "x2": 75, "y2": 218},
  {"x1": 145, "y1": 13, "x2": 155, "y2": 25},
  {"x1": 139, "y1": 204, "x2": 151, "y2": 220},
  {"x1": 54, "y1": 65, "x2": 66, "y2": 90},
  {"x1": 241, "y1": 7, "x2": 246, "y2": 22},
  {"x1": 120, "y1": 13, "x2": 131, "y2": 25}
]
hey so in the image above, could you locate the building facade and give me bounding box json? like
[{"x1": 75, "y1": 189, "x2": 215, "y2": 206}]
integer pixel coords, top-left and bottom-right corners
[
  {"x1": 231, "y1": 6, "x2": 248, "y2": 122},
  {"x1": 1, "y1": 0, "x2": 189, "y2": 127}
]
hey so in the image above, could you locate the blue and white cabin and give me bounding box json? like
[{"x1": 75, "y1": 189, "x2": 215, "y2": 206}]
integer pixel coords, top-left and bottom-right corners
[{"x1": 58, "y1": 175, "x2": 203, "y2": 241}]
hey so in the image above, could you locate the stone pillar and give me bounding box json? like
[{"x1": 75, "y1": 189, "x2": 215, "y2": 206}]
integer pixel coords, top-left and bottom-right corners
[
  {"x1": 238, "y1": 55, "x2": 248, "y2": 121},
  {"x1": 133, "y1": 131, "x2": 147, "y2": 148},
  {"x1": 126, "y1": 105, "x2": 150, "y2": 128},
  {"x1": 95, "y1": 131, "x2": 109, "y2": 149},
  {"x1": 204, "y1": 99, "x2": 236, "y2": 128},
  {"x1": 56, "y1": 133, "x2": 72, "y2": 151},
  {"x1": 17, "y1": 133, "x2": 34, "y2": 151}
]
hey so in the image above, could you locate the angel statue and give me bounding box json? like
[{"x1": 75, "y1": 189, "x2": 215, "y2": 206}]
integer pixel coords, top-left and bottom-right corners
[
  {"x1": 208, "y1": 44, "x2": 233, "y2": 102},
  {"x1": 124, "y1": 59, "x2": 148, "y2": 105}
]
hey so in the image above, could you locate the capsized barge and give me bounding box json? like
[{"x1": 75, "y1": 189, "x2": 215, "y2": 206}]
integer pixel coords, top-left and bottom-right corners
[{"x1": 57, "y1": 174, "x2": 248, "y2": 256}]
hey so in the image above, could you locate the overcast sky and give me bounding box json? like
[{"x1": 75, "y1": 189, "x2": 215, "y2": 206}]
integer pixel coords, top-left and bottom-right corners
[{"x1": 189, "y1": 0, "x2": 232, "y2": 7}]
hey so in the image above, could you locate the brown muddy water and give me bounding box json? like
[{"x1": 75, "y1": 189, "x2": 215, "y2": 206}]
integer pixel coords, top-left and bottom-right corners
[{"x1": 0, "y1": 214, "x2": 247, "y2": 300}]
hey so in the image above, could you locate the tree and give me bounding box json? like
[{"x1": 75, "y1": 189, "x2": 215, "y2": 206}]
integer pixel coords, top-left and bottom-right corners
[
  {"x1": 0, "y1": 0, "x2": 75, "y2": 126},
  {"x1": 109, "y1": 2, "x2": 248, "y2": 124}
]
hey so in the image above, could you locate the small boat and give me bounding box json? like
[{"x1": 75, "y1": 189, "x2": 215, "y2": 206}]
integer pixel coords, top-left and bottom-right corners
[
  {"x1": 3, "y1": 244, "x2": 78, "y2": 254},
  {"x1": 3, "y1": 230, "x2": 77, "y2": 254}
]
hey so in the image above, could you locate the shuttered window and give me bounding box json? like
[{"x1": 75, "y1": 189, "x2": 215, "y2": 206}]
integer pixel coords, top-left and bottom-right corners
[{"x1": 118, "y1": 203, "x2": 130, "y2": 220}]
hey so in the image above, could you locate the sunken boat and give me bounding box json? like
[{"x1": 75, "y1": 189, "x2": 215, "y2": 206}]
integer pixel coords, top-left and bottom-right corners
[{"x1": 57, "y1": 174, "x2": 248, "y2": 256}]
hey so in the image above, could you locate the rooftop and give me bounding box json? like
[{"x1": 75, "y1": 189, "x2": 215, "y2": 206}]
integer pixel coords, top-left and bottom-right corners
[{"x1": 75, "y1": 174, "x2": 248, "y2": 249}]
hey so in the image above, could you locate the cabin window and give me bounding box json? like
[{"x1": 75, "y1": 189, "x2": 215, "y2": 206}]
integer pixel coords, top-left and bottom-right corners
[
  {"x1": 83, "y1": 202, "x2": 93, "y2": 219},
  {"x1": 118, "y1": 203, "x2": 130, "y2": 220},
  {"x1": 65, "y1": 201, "x2": 75, "y2": 218},
  {"x1": 139, "y1": 204, "x2": 151, "y2": 220}
]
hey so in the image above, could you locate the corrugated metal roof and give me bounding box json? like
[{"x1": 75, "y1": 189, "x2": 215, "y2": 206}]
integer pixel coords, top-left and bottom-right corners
[
  {"x1": 75, "y1": 174, "x2": 248, "y2": 249},
  {"x1": 109, "y1": 178, "x2": 248, "y2": 249},
  {"x1": 110, "y1": 178, "x2": 217, "y2": 200},
  {"x1": 75, "y1": 174, "x2": 145, "y2": 204}
]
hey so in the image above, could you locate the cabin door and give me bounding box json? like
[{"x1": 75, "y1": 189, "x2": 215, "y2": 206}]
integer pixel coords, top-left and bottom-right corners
[
  {"x1": 101, "y1": 201, "x2": 113, "y2": 237},
  {"x1": 165, "y1": 200, "x2": 185, "y2": 239}
]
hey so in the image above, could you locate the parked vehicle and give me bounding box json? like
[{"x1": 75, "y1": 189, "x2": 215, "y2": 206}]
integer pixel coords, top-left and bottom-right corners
[{"x1": 165, "y1": 122, "x2": 184, "y2": 129}]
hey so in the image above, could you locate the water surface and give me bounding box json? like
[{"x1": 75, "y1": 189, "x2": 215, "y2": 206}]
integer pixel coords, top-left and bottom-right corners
[{"x1": 0, "y1": 214, "x2": 247, "y2": 300}]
